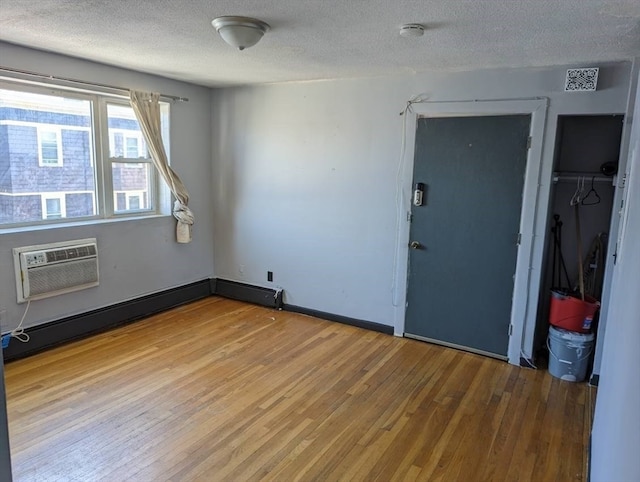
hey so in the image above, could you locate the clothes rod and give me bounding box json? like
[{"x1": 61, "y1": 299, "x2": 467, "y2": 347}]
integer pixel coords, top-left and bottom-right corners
[
  {"x1": 552, "y1": 172, "x2": 615, "y2": 184},
  {"x1": 0, "y1": 66, "x2": 189, "y2": 102}
]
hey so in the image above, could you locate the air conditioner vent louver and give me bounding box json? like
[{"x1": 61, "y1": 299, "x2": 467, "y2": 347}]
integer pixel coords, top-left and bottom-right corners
[
  {"x1": 45, "y1": 245, "x2": 97, "y2": 263},
  {"x1": 13, "y1": 239, "x2": 99, "y2": 303},
  {"x1": 28, "y1": 259, "x2": 98, "y2": 297}
]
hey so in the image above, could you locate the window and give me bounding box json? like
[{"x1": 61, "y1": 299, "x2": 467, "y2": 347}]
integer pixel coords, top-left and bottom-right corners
[
  {"x1": 0, "y1": 83, "x2": 169, "y2": 227},
  {"x1": 41, "y1": 193, "x2": 66, "y2": 219},
  {"x1": 115, "y1": 190, "x2": 148, "y2": 212},
  {"x1": 38, "y1": 127, "x2": 63, "y2": 166},
  {"x1": 126, "y1": 137, "x2": 139, "y2": 159},
  {"x1": 107, "y1": 104, "x2": 155, "y2": 214},
  {"x1": 128, "y1": 194, "x2": 141, "y2": 210},
  {"x1": 109, "y1": 129, "x2": 147, "y2": 161}
]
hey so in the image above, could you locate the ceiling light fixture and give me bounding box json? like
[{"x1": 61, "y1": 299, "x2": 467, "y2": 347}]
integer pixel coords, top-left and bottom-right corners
[
  {"x1": 211, "y1": 16, "x2": 270, "y2": 51},
  {"x1": 399, "y1": 24, "x2": 425, "y2": 38}
]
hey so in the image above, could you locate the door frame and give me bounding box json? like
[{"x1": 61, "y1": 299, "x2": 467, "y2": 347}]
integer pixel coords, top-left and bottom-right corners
[{"x1": 392, "y1": 99, "x2": 548, "y2": 365}]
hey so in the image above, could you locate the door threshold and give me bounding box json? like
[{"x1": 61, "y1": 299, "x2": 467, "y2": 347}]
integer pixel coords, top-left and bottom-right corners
[{"x1": 404, "y1": 333, "x2": 508, "y2": 361}]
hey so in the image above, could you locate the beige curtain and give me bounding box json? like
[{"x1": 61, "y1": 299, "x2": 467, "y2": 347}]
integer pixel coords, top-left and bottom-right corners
[{"x1": 130, "y1": 91, "x2": 194, "y2": 243}]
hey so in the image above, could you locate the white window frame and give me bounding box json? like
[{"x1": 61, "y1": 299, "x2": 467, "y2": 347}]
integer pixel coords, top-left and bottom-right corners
[
  {"x1": 41, "y1": 193, "x2": 66, "y2": 220},
  {"x1": 37, "y1": 126, "x2": 63, "y2": 167},
  {"x1": 0, "y1": 80, "x2": 170, "y2": 229},
  {"x1": 102, "y1": 99, "x2": 161, "y2": 218}
]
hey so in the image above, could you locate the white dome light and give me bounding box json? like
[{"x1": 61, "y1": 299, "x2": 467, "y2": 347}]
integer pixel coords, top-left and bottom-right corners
[{"x1": 211, "y1": 16, "x2": 270, "y2": 51}]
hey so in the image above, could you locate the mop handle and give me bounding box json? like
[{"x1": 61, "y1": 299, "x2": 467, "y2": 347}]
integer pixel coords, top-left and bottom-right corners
[{"x1": 574, "y1": 204, "x2": 585, "y2": 301}]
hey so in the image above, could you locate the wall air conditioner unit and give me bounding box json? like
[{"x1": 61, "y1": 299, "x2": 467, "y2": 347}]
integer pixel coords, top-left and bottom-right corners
[{"x1": 13, "y1": 238, "x2": 99, "y2": 303}]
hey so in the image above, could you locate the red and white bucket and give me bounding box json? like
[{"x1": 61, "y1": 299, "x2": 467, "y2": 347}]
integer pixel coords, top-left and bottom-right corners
[{"x1": 548, "y1": 290, "x2": 599, "y2": 333}]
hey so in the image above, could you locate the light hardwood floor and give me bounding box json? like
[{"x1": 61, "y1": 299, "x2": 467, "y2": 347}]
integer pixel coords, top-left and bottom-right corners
[{"x1": 5, "y1": 297, "x2": 592, "y2": 481}]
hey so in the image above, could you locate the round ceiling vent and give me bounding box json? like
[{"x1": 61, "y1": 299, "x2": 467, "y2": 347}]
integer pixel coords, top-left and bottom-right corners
[{"x1": 399, "y1": 24, "x2": 425, "y2": 38}]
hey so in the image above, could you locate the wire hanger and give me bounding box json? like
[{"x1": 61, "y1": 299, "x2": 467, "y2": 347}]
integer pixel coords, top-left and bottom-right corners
[
  {"x1": 570, "y1": 176, "x2": 585, "y2": 206},
  {"x1": 582, "y1": 176, "x2": 601, "y2": 206}
]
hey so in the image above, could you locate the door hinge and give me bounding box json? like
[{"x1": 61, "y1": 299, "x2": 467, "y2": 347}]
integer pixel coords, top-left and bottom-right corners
[
  {"x1": 526, "y1": 136, "x2": 532, "y2": 149},
  {"x1": 516, "y1": 233, "x2": 522, "y2": 245},
  {"x1": 407, "y1": 211, "x2": 413, "y2": 222},
  {"x1": 509, "y1": 324, "x2": 513, "y2": 336}
]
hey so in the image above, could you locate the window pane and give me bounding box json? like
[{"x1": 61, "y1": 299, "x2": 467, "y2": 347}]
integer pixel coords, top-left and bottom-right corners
[
  {"x1": 125, "y1": 137, "x2": 139, "y2": 158},
  {"x1": 107, "y1": 104, "x2": 148, "y2": 159},
  {"x1": 45, "y1": 197, "x2": 62, "y2": 219},
  {"x1": 112, "y1": 162, "x2": 152, "y2": 213},
  {"x1": 46, "y1": 198, "x2": 60, "y2": 213},
  {"x1": 128, "y1": 195, "x2": 141, "y2": 210},
  {"x1": 0, "y1": 89, "x2": 95, "y2": 225},
  {"x1": 40, "y1": 130, "x2": 60, "y2": 165}
]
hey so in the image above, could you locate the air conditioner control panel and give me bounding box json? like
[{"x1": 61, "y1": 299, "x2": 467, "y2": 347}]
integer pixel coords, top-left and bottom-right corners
[{"x1": 22, "y1": 252, "x2": 47, "y2": 267}]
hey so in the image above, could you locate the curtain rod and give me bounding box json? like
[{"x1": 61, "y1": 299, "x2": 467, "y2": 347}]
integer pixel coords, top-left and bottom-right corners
[{"x1": 0, "y1": 66, "x2": 189, "y2": 102}]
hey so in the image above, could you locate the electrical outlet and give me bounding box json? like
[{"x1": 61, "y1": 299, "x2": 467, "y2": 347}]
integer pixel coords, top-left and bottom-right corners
[{"x1": 267, "y1": 271, "x2": 273, "y2": 282}]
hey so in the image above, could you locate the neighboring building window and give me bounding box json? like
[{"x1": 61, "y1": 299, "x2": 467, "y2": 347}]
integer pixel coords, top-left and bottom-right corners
[
  {"x1": 41, "y1": 193, "x2": 66, "y2": 219},
  {"x1": 114, "y1": 190, "x2": 148, "y2": 212},
  {"x1": 0, "y1": 83, "x2": 169, "y2": 227},
  {"x1": 127, "y1": 192, "x2": 142, "y2": 210},
  {"x1": 126, "y1": 137, "x2": 139, "y2": 159},
  {"x1": 109, "y1": 129, "x2": 147, "y2": 161},
  {"x1": 38, "y1": 127, "x2": 63, "y2": 166}
]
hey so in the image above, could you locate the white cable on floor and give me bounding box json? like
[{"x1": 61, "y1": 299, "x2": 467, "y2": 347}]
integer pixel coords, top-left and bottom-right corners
[
  {"x1": 10, "y1": 300, "x2": 31, "y2": 343},
  {"x1": 520, "y1": 349, "x2": 538, "y2": 369}
]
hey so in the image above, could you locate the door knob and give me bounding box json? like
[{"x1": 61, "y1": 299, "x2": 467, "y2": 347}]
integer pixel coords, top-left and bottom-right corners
[{"x1": 410, "y1": 241, "x2": 422, "y2": 249}]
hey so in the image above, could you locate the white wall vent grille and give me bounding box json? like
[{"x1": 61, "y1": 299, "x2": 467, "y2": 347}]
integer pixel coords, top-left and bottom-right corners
[
  {"x1": 564, "y1": 68, "x2": 599, "y2": 92},
  {"x1": 13, "y1": 238, "x2": 99, "y2": 303}
]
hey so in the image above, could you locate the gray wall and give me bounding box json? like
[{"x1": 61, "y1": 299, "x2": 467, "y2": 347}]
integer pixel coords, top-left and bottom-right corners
[
  {"x1": 591, "y1": 64, "x2": 640, "y2": 482},
  {"x1": 211, "y1": 62, "x2": 632, "y2": 358},
  {"x1": 0, "y1": 43, "x2": 214, "y2": 332},
  {"x1": 0, "y1": 42, "x2": 637, "y2": 481}
]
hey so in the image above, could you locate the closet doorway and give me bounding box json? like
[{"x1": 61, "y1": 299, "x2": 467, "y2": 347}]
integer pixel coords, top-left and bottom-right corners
[{"x1": 537, "y1": 114, "x2": 624, "y2": 378}]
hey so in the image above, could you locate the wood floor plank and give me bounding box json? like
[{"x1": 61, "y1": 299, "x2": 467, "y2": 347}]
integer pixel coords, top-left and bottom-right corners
[{"x1": 4, "y1": 297, "x2": 591, "y2": 481}]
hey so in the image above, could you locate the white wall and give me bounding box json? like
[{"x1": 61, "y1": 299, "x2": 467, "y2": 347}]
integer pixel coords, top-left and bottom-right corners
[
  {"x1": 0, "y1": 43, "x2": 214, "y2": 332},
  {"x1": 211, "y1": 62, "x2": 632, "y2": 358},
  {"x1": 591, "y1": 64, "x2": 640, "y2": 482},
  {"x1": 592, "y1": 60, "x2": 640, "y2": 377}
]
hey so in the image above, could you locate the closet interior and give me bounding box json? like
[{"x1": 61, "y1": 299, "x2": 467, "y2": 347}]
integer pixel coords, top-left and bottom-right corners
[{"x1": 536, "y1": 114, "x2": 624, "y2": 376}]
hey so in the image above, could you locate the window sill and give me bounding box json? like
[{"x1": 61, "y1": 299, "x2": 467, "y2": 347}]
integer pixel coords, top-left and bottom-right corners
[{"x1": 0, "y1": 213, "x2": 172, "y2": 235}]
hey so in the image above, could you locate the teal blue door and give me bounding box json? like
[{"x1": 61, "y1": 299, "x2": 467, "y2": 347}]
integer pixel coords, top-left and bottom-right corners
[{"x1": 405, "y1": 115, "x2": 530, "y2": 358}]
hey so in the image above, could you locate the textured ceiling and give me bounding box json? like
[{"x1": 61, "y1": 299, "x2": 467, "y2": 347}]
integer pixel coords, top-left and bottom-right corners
[{"x1": 0, "y1": 1, "x2": 639, "y2": 87}]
